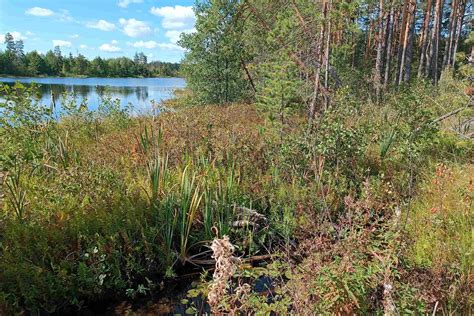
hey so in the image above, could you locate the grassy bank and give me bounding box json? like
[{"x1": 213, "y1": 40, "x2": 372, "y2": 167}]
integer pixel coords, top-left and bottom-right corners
[{"x1": 0, "y1": 78, "x2": 472, "y2": 314}]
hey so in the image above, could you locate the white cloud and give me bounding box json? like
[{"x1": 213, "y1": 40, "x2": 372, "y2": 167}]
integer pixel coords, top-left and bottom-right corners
[
  {"x1": 150, "y1": 5, "x2": 195, "y2": 30},
  {"x1": 52, "y1": 40, "x2": 72, "y2": 47},
  {"x1": 58, "y1": 9, "x2": 73, "y2": 22},
  {"x1": 5, "y1": 31, "x2": 28, "y2": 41},
  {"x1": 25, "y1": 7, "x2": 54, "y2": 17},
  {"x1": 6, "y1": 31, "x2": 37, "y2": 42},
  {"x1": 117, "y1": 0, "x2": 143, "y2": 8},
  {"x1": 165, "y1": 28, "x2": 195, "y2": 44},
  {"x1": 79, "y1": 44, "x2": 94, "y2": 50},
  {"x1": 127, "y1": 40, "x2": 184, "y2": 51},
  {"x1": 119, "y1": 18, "x2": 151, "y2": 37},
  {"x1": 129, "y1": 40, "x2": 158, "y2": 49},
  {"x1": 25, "y1": 7, "x2": 73, "y2": 22},
  {"x1": 86, "y1": 20, "x2": 116, "y2": 31},
  {"x1": 164, "y1": 30, "x2": 181, "y2": 43},
  {"x1": 2, "y1": 31, "x2": 28, "y2": 41},
  {"x1": 70, "y1": 34, "x2": 80, "y2": 39},
  {"x1": 111, "y1": 40, "x2": 119, "y2": 45},
  {"x1": 99, "y1": 43, "x2": 122, "y2": 52},
  {"x1": 157, "y1": 43, "x2": 185, "y2": 51}
]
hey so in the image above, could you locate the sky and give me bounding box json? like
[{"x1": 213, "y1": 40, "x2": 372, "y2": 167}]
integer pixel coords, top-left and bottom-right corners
[{"x1": 0, "y1": 0, "x2": 196, "y2": 63}]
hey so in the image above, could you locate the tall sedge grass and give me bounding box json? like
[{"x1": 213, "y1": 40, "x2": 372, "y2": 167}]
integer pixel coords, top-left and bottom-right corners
[
  {"x1": 139, "y1": 124, "x2": 162, "y2": 156},
  {"x1": 202, "y1": 159, "x2": 240, "y2": 240},
  {"x1": 178, "y1": 166, "x2": 203, "y2": 263},
  {"x1": 147, "y1": 154, "x2": 169, "y2": 202},
  {"x1": 160, "y1": 195, "x2": 177, "y2": 266},
  {"x1": 5, "y1": 162, "x2": 27, "y2": 221},
  {"x1": 43, "y1": 130, "x2": 80, "y2": 169},
  {"x1": 147, "y1": 154, "x2": 175, "y2": 264}
]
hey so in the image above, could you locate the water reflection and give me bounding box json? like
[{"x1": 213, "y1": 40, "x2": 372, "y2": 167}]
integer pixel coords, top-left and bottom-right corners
[{"x1": 0, "y1": 77, "x2": 186, "y2": 115}]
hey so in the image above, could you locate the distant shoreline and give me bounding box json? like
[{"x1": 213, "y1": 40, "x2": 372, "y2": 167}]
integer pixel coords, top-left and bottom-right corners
[{"x1": 0, "y1": 74, "x2": 185, "y2": 79}]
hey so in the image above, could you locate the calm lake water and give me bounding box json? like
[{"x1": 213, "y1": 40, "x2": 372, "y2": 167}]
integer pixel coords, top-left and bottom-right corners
[{"x1": 0, "y1": 77, "x2": 186, "y2": 114}]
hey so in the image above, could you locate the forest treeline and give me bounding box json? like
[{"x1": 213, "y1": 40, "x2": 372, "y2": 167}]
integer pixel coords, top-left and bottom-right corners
[
  {"x1": 0, "y1": 33, "x2": 180, "y2": 78},
  {"x1": 180, "y1": 0, "x2": 473, "y2": 111}
]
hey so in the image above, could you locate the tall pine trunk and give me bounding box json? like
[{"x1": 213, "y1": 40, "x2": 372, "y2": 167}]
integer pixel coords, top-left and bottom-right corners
[
  {"x1": 398, "y1": 0, "x2": 415, "y2": 84},
  {"x1": 418, "y1": 0, "x2": 433, "y2": 77},
  {"x1": 429, "y1": 0, "x2": 443, "y2": 84},
  {"x1": 365, "y1": 6, "x2": 375, "y2": 63},
  {"x1": 323, "y1": 0, "x2": 332, "y2": 109},
  {"x1": 396, "y1": 0, "x2": 409, "y2": 84},
  {"x1": 442, "y1": 0, "x2": 458, "y2": 69},
  {"x1": 451, "y1": 0, "x2": 466, "y2": 68},
  {"x1": 375, "y1": 0, "x2": 385, "y2": 100},
  {"x1": 403, "y1": 0, "x2": 416, "y2": 82},
  {"x1": 309, "y1": 0, "x2": 328, "y2": 118},
  {"x1": 384, "y1": 6, "x2": 395, "y2": 88}
]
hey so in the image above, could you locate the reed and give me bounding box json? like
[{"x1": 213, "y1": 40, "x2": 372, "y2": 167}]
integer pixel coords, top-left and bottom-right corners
[
  {"x1": 147, "y1": 154, "x2": 169, "y2": 203},
  {"x1": 5, "y1": 161, "x2": 27, "y2": 221},
  {"x1": 178, "y1": 165, "x2": 203, "y2": 263}
]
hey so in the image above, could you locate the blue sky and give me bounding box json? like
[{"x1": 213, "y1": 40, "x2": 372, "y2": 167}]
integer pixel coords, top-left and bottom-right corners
[{"x1": 0, "y1": 0, "x2": 196, "y2": 63}]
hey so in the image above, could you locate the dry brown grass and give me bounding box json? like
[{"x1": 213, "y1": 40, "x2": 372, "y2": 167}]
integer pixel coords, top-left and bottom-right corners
[
  {"x1": 79, "y1": 104, "x2": 269, "y2": 170},
  {"x1": 156, "y1": 104, "x2": 268, "y2": 164}
]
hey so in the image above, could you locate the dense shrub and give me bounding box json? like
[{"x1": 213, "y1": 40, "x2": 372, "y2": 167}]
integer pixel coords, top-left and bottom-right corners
[{"x1": 0, "y1": 77, "x2": 472, "y2": 313}]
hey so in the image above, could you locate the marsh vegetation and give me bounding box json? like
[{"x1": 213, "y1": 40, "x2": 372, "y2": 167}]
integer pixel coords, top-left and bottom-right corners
[{"x1": 0, "y1": 0, "x2": 473, "y2": 314}]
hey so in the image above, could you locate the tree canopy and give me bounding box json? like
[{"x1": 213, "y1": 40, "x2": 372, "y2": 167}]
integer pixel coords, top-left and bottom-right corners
[
  {"x1": 179, "y1": 0, "x2": 473, "y2": 113},
  {"x1": 0, "y1": 34, "x2": 181, "y2": 78}
]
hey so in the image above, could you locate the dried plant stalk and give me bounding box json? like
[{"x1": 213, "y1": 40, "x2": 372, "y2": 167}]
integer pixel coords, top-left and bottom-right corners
[{"x1": 208, "y1": 235, "x2": 240, "y2": 314}]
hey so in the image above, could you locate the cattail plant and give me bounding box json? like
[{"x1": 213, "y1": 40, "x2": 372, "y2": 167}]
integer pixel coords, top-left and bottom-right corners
[
  {"x1": 139, "y1": 124, "x2": 162, "y2": 157},
  {"x1": 5, "y1": 163, "x2": 28, "y2": 221},
  {"x1": 147, "y1": 154, "x2": 169, "y2": 203},
  {"x1": 178, "y1": 166, "x2": 203, "y2": 263}
]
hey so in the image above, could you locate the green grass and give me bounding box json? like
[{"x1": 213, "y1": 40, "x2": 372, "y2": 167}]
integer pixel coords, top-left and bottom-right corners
[{"x1": 406, "y1": 163, "x2": 473, "y2": 309}]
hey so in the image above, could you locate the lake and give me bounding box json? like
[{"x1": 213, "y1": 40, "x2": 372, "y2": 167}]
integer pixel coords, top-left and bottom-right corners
[{"x1": 0, "y1": 77, "x2": 186, "y2": 115}]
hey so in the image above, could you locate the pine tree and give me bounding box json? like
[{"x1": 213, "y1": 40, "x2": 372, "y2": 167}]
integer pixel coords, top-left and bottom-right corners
[
  {"x1": 3, "y1": 33, "x2": 17, "y2": 74},
  {"x1": 418, "y1": 0, "x2": 433, "y2": 78},
  {"x1": 428, "y1": 0, "x2": 443, "y2": 84},
  {"x1": 179, "y1": 0, "x2": 250, "y2": 104},
  {"x1": 4, "y1": 33, "x2": 15, "y2": 53}
]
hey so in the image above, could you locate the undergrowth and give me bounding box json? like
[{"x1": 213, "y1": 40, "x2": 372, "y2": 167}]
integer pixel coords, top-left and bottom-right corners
[{"x1": 0, "y1": 77, "x2": 472, "y2": 314}]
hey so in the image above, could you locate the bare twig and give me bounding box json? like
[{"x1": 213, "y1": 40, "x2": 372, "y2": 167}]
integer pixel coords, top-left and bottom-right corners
[{"x1": 432, "y1": 105, "x2": 471, "y2": 125}]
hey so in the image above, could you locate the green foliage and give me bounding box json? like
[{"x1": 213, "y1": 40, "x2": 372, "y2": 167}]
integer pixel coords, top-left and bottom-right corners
[
  {"x1": 255, "y1": 9, "x2": 304, "y2": 119},
  {"x1": 406, "y1": 164, "x2": 473, "y2": 310},
  {"x1": 257, "y1": 58, "x2": 304, "y2": 123},
  {"x1": 1, "y1": 2, "x2": 473, "y2": 310},
  {"x1": 179, "y1": 0, "x2": 251, "y2": 104},
  {"x1": 0, "y1": 84, "x2": 259, "y2": 313},
  {"x1": 0, "y1": 83, "x2": 52, "y2": 167},
  {"x1": 0, "y1": 75, "x2": 472, "y2": 313},
  {"x1": 4, "y1": 161, "x2": 29, "y2": 221},
  {"x1": 0, "y1": 34, "x2": 180, "y2": 78},
  {"x1": 0, "y1": 84, "x2": 148, "y2": 312},
  {"x1": 177, "y1": 166, "x2": 203, "y2": 262}
]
